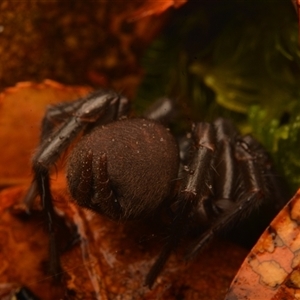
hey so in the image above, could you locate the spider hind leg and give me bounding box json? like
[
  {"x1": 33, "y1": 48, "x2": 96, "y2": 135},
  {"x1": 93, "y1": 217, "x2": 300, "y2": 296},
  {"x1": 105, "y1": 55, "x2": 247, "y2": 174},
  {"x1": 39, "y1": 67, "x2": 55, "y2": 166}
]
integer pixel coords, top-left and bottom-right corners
[{"x1": 186, "y1": 133, "x2": 283, "y2": 259}]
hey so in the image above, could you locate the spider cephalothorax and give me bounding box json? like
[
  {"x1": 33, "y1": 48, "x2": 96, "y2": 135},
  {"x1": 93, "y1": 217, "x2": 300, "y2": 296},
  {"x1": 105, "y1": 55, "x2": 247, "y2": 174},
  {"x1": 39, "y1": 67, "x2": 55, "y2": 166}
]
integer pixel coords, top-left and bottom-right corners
[{"x1": 23, "y1": 90, "x2": 286, "y2": 288}]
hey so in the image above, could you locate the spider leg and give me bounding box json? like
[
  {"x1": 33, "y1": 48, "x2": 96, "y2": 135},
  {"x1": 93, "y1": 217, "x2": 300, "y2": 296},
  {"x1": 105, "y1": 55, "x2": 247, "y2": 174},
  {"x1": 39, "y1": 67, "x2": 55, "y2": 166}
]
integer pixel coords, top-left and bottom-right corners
[
  {"x1": 145, "y1": 122, "x2": 216, "y2": 288},
  {"x1": 33, "y1": 166, "x2": 61, "y2": 278},
  {"x1": 34, "y1": 90, "x2": 128, "y2": 166},
  {"x1": 40, "y1": 99, "x2": 84, "y2": 140},
  {"x1": 211, "y1": 118, "x2": 240, "y2": 213},
  {"x1": 179, "y1": 122, "x2": 216, "y2": 215},
  {"x1": 185, "y1": 133, "x2": 278, "y2": 259},
  {"x1": 142, "y1": 97, "x2": 176, "y2": 124},
  {"x1": 241, "y1": 135, "x2": 289, "y2": 209},
  {"x1": 25, "y1": 91, "x2": 129, "y2": 279},
  {"x1": 23, "y1": 100, "x2": 86, "y2": 210}
]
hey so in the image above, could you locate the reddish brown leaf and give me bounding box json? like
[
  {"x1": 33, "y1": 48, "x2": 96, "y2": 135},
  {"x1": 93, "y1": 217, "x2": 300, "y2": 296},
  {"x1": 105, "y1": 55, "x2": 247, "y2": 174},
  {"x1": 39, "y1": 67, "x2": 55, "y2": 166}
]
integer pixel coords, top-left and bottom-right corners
[
  {"x1": 0, "y1": 185, "x2": 247, "y2": 299},
  {"x1": 226, "y1": 189, "x2": 300, "y2": 300},
  {"x1": 128, "y1": 0, "x2": 187, "y2": 20},
  {"x1": 0, "y1": 80, "x2": 91, "y2": 186}
]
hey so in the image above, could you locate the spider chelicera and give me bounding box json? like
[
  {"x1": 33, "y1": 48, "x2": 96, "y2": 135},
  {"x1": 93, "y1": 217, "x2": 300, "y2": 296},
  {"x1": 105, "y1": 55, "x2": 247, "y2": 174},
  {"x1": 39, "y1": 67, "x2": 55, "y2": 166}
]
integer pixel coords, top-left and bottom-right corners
[{"x1": 23, "y1": 90, "x2": 286, "y2": 288}]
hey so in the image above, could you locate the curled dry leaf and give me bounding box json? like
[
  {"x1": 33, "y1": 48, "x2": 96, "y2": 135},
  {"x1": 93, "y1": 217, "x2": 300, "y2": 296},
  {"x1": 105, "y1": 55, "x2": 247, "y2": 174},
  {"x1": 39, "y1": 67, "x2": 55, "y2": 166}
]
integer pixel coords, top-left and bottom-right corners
[
  {"x1": 128, "y1": 0, "x2": 187, "y2": 20},
  {"x1": 0, "y1": 80, "x2": 92, "y2": 186},
  {"x1": 0, "y1": 81, "x2": 247, "y2": 299},
  {"x1": 226, "y1": 189, "x2": 300, "y2": 300}
]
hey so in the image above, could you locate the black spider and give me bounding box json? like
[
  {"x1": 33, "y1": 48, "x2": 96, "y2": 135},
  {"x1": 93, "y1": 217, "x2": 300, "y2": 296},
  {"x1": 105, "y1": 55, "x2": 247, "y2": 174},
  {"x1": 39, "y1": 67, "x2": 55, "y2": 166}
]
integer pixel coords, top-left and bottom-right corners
[{"x1": 23, "y1": 90, "x2": 286, "y2": 288}]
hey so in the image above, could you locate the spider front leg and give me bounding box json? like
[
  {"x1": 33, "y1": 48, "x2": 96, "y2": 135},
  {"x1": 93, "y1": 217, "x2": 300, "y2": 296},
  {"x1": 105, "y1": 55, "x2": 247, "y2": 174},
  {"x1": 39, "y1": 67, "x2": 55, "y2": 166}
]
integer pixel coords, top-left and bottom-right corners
[
  {"x1": 23, "y1": 100, "x2": 86, "y2": 210},
  {"x1": 23, "y1": 91, "x2": 129, "y2": 210},
  {"x1": 25, "y1": 91, "x2": 130, "y2": 279}
]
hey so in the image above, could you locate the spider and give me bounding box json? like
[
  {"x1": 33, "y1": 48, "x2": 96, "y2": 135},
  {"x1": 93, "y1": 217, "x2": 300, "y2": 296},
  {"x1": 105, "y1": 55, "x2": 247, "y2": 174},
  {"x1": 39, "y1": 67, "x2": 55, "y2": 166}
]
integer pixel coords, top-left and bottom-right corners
[{"x1": 23, "y1": 89, "x2": 286, "y2": 288}]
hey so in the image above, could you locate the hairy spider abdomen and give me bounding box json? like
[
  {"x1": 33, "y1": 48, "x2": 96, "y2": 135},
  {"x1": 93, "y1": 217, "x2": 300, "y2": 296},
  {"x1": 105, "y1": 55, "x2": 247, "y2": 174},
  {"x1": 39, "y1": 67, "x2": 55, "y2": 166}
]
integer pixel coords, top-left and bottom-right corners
[{"x1": 67, "y1": 118, "x2": 179, "y2": 220}]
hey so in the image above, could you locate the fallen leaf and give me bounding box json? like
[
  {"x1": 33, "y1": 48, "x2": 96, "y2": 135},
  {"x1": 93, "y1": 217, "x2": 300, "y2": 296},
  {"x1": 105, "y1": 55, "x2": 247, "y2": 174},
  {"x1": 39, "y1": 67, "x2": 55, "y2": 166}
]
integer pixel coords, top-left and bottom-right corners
[
  {"x1": 0, "y1": 80, "x2": 92, "y2": 186},
  {"x1": 0, "y1": 185, "x2": 247, "y2": 300},
  {"x1": 128, "y1": 0, "x2": 187, "y2": 20},
  {"x1": 225, "y1": 189, "x2": 300, "y2": 300}
]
